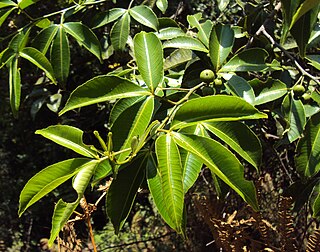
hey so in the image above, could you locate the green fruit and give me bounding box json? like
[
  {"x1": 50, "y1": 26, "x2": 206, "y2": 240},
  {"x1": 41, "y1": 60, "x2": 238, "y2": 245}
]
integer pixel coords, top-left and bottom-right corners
[
  {"x1": 293, "y1": 84, "x2": 305, "y2": 96},
  {"x1": 301, "y1": 93, "x2": 311, "y2": 103},
  {"x1": 202, "y1": 86, "x2": 215, "y2": 96},
  {"x1": 200, "y1": 69, "x2": 215, "y2": 83},
  {"x1": 214, "y1": 78, "x2": 223, "y2": 86}
]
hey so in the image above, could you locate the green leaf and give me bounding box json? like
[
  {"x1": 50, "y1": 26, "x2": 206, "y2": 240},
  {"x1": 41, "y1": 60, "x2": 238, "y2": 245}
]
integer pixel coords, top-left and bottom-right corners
[
  {"x1": 91, "y1": 159, "x2": 112, "y2": 186},
  {"x1": 187, "y1": 13, "x2": 212, "y2": 47},
  {"x1": 312, "y1": 187, "x2": 320, "y2": 217},
  {"x1": 280, "y1": 0, "x2": 300, "y2": 43},
  {"x1": 295, "y1": 112, "x2": 320, "y2": 178},
  {"x1": 91, "y1": 8, "x2": 126, "y2": 29},
  {"x1": 223, "y1": 74, "x2": 255, "y2": 104},
  {"x1": 217, "y1": 0, "x2": 230, "y2": 12},
  {"x1": 0, "y1": 7, "x2": 15, "y2": 27},
  {"x1": 156, "y1": 0, "x2": 168, "y2": 14},
  {"x1": 0, "y1": 0, "x2": 16, "y2": 8},
  {"x1": 156, "y1": 27, "x2": 186, "y2": 40},
  {"x1": 19, "y1": 47, "x2": 56, "y2": 83},
  {"x1": 171, "y1": 95, "x2": 267, "y2": 130},
  {"x1": 63, "y1": 22, "x2": 102, "y2": 61},
  {"x1": 59, "y1": 75, "x2": 150, "y2": 115},
  {"x1": 163, "y1": 36, "x2": 208, "y2": 53},
  {"x1": 282, "y1": 94, "x2": 306, "y2": 143},
  {"x1": 35, "y1": 18, "x2": 51, "y2": 29},
  {"x1": 155, "y1": 134, "x2": 184, "y2": 233},
  {"x1": 51, "y1": 26, "x2": 70, "y2": 84},
  {"x1": 203, "y1": 121, "x2": 262, "y2": 170},
  {"x1": 249, "y1": 78, "x2": 288, "y2": 105},
  {"x1": 290, "y1": 0, "x2": 320, "y2": 29},
  {"x1": 209, "y1": 24, "x2": 234, "y2": 71},
  {"x1": 134, "y1": 32, "x2": 164, "y2": 93},
  {"x1": 147, "y1": 152, "x2": 176, "y2": 228},
  {"x1": 129, "y1": 5, "x2": 159, "y2": 31},
  {"x1": 306, "y1": 55, "x2": 320, "y2": 70},
  {"x1": 8, "y1": 56, "x2": 21, "y2": 117},
  {"x1": 172, "y1": 132, "x2": 258, "y2": 211},
  {"x1": 109, "y1": 96, "x2": 145, "y2": 127},
  {"x1": 0, "y1": 47, "x2": 15, "y2": 69},
  {"x1": 290, "y1": 4, "x2": 319, "y2": 57},
  {"x1": 17, "y1": 0, "x2": 39, "y2": 9},
  {"x1": 9, "y1": 28, "x2": 31, "y2": 52},
  {"x1": 35, "y1": 125, "x2": 98, "y2": 158},
  {"x1": 180, "y1": 125, "x2": 205, "y2": 193},
  {"x1": 111, "y1": 96, "x2": 154, "y2": 162},
  {"x1": 107, "y1": 155, "x2": 146, "y2": 234},
  {"x1": 110, "y1": 12, "x2": 130, "y2": 51},
  {"x1": 32, "y1": 24, "x2": 59, "y2": 54},
  {"x1": 18, "y1": 158, "x2": 93, "y2": 216},
  {"x1": 164, "y1": 49, "x2": 193, "y2": 71},
  {"x1": 219, "y1": 48, "x2": 269, "y2": 72},
  {"x1": 49, "y1": 159, "x2": 99, "y2": 245}
]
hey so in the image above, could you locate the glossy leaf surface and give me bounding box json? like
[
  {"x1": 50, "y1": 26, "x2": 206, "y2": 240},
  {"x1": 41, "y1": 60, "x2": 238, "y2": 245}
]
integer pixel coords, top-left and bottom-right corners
[
  {"x1": 209, "y1": 24, "x2": 234, "y2": 71},
  {"x1": 203, "y1": 121, "x2": 261, "y2": 169},
  {"x1": 59, "y1": 76, "x2": 150, "y2": 115},
  {"x1": 32, "y1": 25, "x2": 58, "y2": 54},
  {"x1": 295, "y1": 113, "x2": 320, "y2": 178},
  {"x1": 171, "y1": 95, "x2": 267, "y2": 130},
  {"x1": 155, "y1": 134, "x2": 184, "y2": 233},
  {"x1": 163, "y1": 36, "x2": 208, "y2": 53},
  {"x1": 51, "y1": 26, "x2": 70, "y2": 84},
  {"x1": 35, "y1": 125, "x2": 97, "y2": 158},
  {"x1": 172, "y1": 132, "x2": 258, "y2": 211},
  {"x1": 19, "y1": 158, "x2": 93, "y2": 216},
  {"x1": 63, "y1": 22, "x2": 102, "y2": 60},
  {"x1": 19, "y1": 47, "x2": 56, "y2": 83},
  {"x1": 134, "y1": 32, "x2": 163, "y2": 93},
  {"x1": 8, "y1": 56, "x2": 20, "y2": 117},
  {"x1": 129, "y1": 5, "x2": 159, "y2": 31},
  {"x1": 92, "y1": 8, "x2": 126, "y2": 28},
  {"x1": 110, "y1": 12, "x2": 130, "y2": 51}
]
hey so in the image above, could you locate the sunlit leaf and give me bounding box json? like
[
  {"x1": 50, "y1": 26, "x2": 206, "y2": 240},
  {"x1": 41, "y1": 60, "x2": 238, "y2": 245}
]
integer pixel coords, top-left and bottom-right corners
[
  {"x1": 59, "y1": 76, "x2": 150, "y2": 115},
  {"x1": 164, "y1": 49, "x2": 193, "y2": 70},
  {"x1": 51, "y1": 26, "x2": 70, "y2": 84},
  {"x1": 18, "y1": 158, "x2": 94, "y2": 216},
  {"x1": 91, "y1": 159, "x2": 112, "y2": 187},
  {"x1": 19, "y1": 47, "x2": 56, "y2": 83},
  {"x1": 295, "y1": 112, "x2": 320, "y2": 178},
  {"x1": 203, "y1": 121, "x2": 262, "y2": 169},
  {"x1": 91, "y1": 8, "x2": 126, "y2": 28},
  {"x1": 290, "y1": 0, "x2": 320, "y2": 29},
  {"x1": 129, "y1": 5, "x2": 159, "y2": 31},
  {"x1": 18, "y1": 0, "x2": 39, "y2": 9},
  {"x1": 187, "y1": 13, "x2": 212, "y2": 47},
  {"x1": 209, "y1": 23, "x2": 234, "y2": 71},
  {"x1": 280, "y1": 0, "x2": 300, "y2": 43},
  {"x1": 172, "y1": 132, "x2": 258, "y2": 211},
  {"x1": 220, "y1": 48, "x2": 270, "y2": 72},
  {"x1": 0, "y1": 7, "x2": 15, "y2": 27},
  {"x1": 156, "y1": 27, "x2": 186, "y2": 40},
  {"x1": 8, "y1": 56, "x2": 20, "y2": 117},
  {"x1": 134, "y1": 32, "x2": 163, "y2": 93},
  {"x1": 32, "y1": 24, "x2": 59, "y2": 54},
  {"x1": 49, "y1": 159, "x2": 99, "y2": 245},
  {"x1": 156, "y1": 0, "x2": 168, "y2": 14},
  {"x1": 163, "y1": 36, "x2": 208, "y2": 53},
  {"x1": 63, "y1": 22, "x2": 102, "y2": 60},
  {"x1": 111, "y1": 96, "x2": 154, "y2": 162},
  {"x1": 282, "y1": 94, "x2": 306, "y2": 143},
  {"x1": 171, "y1": 95, "x2": 267, "y2": 130},
  {"x1": 110, "y1": 12, "x2": 130, "y2": 51},
  {"x1": 0, "y1": 0, "x2": 16, "y2": 8},
  {"x1": 155, "y1": 134, "x2": 184, "y2": 233},
  {"x1": 35, "y1": 125, "x2": 98, "y2": 158}
]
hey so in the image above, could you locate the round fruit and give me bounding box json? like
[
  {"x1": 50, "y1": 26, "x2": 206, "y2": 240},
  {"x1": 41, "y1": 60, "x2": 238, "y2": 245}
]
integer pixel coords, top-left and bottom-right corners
[
  {"x1": 214, "y1": 78, "x2": 223, "y2": 87},
  {"x1": 301, "y1": 93, "x2": 311, "y2": 103},
  {"x1": 292, "y1": 84, "x2": 305, "y2": 96},
  {"x1": 200, "y1": 69, "x2": 215, "y2": 83},
  {"x1": 202, "y1": 86, "x2": 215, "y2": 96}
]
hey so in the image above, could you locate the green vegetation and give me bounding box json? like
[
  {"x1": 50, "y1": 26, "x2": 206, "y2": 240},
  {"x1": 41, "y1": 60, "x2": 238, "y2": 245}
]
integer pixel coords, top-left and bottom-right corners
[{"x1": 0, "y1": 0, "x2": 320, "y2": 251}]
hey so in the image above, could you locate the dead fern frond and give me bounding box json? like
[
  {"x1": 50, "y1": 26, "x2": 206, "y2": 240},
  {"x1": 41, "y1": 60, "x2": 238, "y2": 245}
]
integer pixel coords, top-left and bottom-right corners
[
  {"x1": 278, "y1": 196, "x2": 298, "y2": 252},
  {"x1": 307, "y1": 228, "x2": 320, "y2": 252}
]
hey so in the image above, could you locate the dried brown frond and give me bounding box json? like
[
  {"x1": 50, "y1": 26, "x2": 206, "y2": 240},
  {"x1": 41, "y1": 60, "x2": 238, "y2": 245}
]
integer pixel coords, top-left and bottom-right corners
[
  {"x1": 307, "y1": 228, "x2": 320, "y2": 252},
  {"x1": 57, "y1": 222, "x2": 82, "y2": 252},
  {"x1": 278, "y1": 196, "x2": 298, "y2": 251}
]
